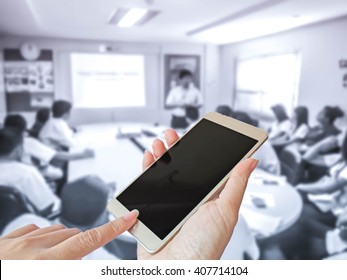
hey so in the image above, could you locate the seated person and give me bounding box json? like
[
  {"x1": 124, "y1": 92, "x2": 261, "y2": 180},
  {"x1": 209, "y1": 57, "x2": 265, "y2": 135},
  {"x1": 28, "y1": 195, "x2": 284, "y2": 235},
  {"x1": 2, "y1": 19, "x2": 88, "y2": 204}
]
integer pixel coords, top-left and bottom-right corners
[
  {"x1": 185, "y1": 106, "x2": 200, "y2": 131},
  {"x1": 303, "y1": 106, "x2": 344, "y2": 148},
  {"x1": 0, "y1": 129, "x2": 258, "y2": 260},
  {"x1": 304, "y1": 209, "x2": 347, "y2": 259},
  {"x1": 39, "y1": 100, "x2": 79, "y2": 149},
  {"x1": 293, "y1": 107, "x2": 345, "y2": 183},
  {"x1": 268, "y1": 104, "x2": 291, "y2": 140},
  {"x1": 296, "y1": 132, "x2": 347, "y2": 205},
  {"x1": 4, "y1": 114, "x2": 94, "y2": 179},
  {"x1": 1, "y1": 175, "x2": 118, "y2": 260},
  {"x1": 216, "y1": 105, "x2": 233, "y2": 117},
  {"x1": 233, "y1": 111, "x2": 281, "y2": 175},
  {"x1": 166, "y1": 69, "x2": 203, "y2": 129},
  {"x1": 5, "y1": 114, "x2": 62, "y2": 180},
  {"x1": 0, "y1": 128, "x2": 60, "y2": 216},
  {"x1": 280, "y1": 133, "x2": 347, "y2": 258},
  {"x1": 302, "y1": 132, "x2": 346, "y2": 168},
  {"x1": 261, "y1": 134, "x2": 347, "y2": 259},
  {"x1": 274, "y1": 192, "x2": 347, "y2": 260},
  {"x1": 327, "y1": 210, "x2": 347, "y2": 257},
  {"x1": 297, "y1": 137, "x2": 347, "y2": 217},
  {"x1": 29, "y1": 108, "x2": 50, "y2": 139},
  {"x1": 271, "y1": 106, "x2": 310, "y2": 147}
]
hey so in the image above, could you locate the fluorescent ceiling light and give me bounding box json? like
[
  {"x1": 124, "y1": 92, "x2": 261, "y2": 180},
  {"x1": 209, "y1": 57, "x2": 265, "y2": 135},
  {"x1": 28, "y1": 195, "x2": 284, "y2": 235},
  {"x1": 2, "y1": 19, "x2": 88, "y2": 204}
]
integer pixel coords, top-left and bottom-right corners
[
  {"x1": 191, "y1": 17, "x2": 309, "y2": 45},
  {"x1": 117, "y1": 8, "x2": 148, "y2": 28}
]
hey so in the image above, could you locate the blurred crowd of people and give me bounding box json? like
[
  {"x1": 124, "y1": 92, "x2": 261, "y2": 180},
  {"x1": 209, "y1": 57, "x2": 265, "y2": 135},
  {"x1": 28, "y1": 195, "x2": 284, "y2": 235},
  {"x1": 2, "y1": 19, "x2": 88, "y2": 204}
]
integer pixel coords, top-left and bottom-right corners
[{"x1": 1, "y1": 97, "x2": 347, "y2": 259}]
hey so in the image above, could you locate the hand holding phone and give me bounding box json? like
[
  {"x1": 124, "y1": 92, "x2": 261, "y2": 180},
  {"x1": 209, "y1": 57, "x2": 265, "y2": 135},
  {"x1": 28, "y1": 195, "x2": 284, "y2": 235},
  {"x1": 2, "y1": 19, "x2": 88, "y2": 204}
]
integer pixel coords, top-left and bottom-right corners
[
  {"x1": 137, "y1": 129, "x2": 259, "y2": 259},
  {"x1": 108, "y1": 112, "x2": 268, "y2": 256}
]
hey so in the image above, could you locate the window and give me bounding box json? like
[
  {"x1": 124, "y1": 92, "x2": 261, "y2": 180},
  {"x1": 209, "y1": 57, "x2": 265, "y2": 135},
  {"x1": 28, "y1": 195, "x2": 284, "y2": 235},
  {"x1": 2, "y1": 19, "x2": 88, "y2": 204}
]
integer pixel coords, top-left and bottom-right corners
[{"x1": 234, "y1": 52, "x2": 301, "y2": 117}]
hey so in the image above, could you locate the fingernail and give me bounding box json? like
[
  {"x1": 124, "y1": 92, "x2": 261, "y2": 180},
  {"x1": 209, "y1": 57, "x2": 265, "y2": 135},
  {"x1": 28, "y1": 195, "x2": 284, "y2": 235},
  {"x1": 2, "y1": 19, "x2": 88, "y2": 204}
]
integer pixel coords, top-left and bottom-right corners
[
  {"x1": 123, "y1": 210, "x2": 139, "y2": 222},
  {"x1": 249, "y1": 159, "x2": 259, "y2": 172}
]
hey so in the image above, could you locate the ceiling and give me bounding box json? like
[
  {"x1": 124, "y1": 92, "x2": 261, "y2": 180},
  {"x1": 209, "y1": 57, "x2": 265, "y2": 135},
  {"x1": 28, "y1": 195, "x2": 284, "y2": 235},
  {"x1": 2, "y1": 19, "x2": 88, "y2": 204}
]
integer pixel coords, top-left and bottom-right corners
[{"x1": 0, "y1": 0, "x2": 346, "y2": 45}]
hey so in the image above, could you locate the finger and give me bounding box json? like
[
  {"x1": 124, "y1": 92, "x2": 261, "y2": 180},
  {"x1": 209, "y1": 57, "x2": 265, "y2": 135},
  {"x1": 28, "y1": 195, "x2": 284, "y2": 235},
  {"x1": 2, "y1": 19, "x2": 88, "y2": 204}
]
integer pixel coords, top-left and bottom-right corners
[
  {"x1": 37, "y1": 228, "x2": 81, "y2": 247},
  {"x1": 24, "y1": 224, "x2": 66, "y2": 237},
  {"x1": 3, "y1": 224, "x2": 40, "y2": 238},
  {"x1": 51, "y1": 210, "x2": 139, "y2": 259},
  {"x1": 152, "y1": 139, "x2": 167, "y2": 159},
  {"x1": 164, "y1": 129, "x2": 180, "y2": 147},
  {"x1": 142, "y1": 150, "x2": 155, "y2": 171},
  {"x1": 218, "y1": 158, "x2": 258, "y2": 213}
]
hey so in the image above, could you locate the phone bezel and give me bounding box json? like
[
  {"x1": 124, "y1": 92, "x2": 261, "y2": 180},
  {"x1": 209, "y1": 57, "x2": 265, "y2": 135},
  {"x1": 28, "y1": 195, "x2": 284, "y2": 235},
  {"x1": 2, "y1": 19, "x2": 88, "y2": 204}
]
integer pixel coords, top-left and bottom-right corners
[{"x1": 107, "y1": 112, "x2": 268, "y2": 253}]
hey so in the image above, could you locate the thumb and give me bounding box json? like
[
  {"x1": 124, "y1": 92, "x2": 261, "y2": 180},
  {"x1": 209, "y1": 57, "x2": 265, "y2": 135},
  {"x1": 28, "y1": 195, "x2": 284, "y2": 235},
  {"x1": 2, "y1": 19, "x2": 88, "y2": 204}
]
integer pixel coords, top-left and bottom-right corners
[
  {"x1": 218, "y1": 158, "x2": 258, "y2": 221},
  {"x1": 52, "y1": 210, "x2": 139, "y2": 259}
]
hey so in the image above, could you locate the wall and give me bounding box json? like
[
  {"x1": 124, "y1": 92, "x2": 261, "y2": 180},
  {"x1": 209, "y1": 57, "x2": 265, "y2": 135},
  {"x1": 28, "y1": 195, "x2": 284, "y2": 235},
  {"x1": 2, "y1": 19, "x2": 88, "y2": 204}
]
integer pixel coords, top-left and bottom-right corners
[
  {"x1": 203, "y1": 44, "x2": 221, "y2": 113},
  {"x1": 0, "y1": 45, "x2": 4, "y2": 123},
  {"x1": 220, "y1": 16, "x2": 347, "y2": 125},
  {"x1": 0, "y1": 36, "x2": 217, "y2": 126}
]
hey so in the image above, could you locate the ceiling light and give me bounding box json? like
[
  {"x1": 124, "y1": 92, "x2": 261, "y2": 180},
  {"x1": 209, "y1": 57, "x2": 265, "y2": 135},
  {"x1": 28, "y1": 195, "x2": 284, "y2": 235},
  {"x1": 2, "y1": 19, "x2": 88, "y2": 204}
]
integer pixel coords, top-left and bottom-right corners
[
  {"x1": 191, "y1": 17, "x2": 306, "y2": 45},
  {"x1": 108, "y1": 8, "x2": 159, "y2": 27},
  {"x1": 118, "y1": 8, "x2": 148, "y2": 28}
]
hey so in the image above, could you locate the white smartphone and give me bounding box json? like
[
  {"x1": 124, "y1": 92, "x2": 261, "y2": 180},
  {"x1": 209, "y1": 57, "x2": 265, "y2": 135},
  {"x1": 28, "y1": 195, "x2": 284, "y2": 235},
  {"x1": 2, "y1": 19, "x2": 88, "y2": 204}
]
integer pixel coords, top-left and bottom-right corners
[{"x1": 107, "y1": 112, "x2": 268, "y2": 253}]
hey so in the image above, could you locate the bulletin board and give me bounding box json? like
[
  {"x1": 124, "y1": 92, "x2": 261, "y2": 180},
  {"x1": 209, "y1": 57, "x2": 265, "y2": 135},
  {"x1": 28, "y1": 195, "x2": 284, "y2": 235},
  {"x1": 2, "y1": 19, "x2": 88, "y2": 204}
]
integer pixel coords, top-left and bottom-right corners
[{"x1": 3, "y1": 49, "x2": 54, "y2": 112}]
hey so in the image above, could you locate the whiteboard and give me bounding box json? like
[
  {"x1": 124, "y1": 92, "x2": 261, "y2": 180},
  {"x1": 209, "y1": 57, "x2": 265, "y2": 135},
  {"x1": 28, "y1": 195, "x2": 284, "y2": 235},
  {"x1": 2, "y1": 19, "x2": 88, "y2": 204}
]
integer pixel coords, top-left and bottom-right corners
[{"x1": 71, "y1": 53, "x2": 146, "y2": 108}]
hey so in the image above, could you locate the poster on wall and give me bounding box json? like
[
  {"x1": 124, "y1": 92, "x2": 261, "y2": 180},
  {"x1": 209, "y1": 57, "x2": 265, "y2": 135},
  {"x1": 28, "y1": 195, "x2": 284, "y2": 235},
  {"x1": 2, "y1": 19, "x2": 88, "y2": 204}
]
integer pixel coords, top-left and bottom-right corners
[
  {"x1": 3, "y1": 48, "x2": 54, "y2": 112},
  {"x1": 164, "y1": 54, "x2": 201, "y2": 109}
]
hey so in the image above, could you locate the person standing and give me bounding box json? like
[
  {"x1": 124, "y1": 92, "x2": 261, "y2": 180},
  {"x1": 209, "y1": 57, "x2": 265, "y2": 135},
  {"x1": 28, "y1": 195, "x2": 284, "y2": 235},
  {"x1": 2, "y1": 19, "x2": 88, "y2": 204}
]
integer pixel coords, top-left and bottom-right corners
[{"x1": 166, "y1": 70, "x2": 203, "y2": 129}]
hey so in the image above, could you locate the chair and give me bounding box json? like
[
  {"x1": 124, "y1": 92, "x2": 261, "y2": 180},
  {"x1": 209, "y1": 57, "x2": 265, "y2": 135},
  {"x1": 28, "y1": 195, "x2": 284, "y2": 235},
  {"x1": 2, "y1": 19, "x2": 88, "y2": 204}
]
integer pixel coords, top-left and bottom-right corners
[
  {"x1": 60, "y1": 175, "x2": 110, "y2": 227},
  {"x1": 0, "y1": 185, "x2": 36, "y2": 233},
  {"x1": 29, "y1": 108, "x2": 50, "y2": 139},
  {"x1": 279, "y1": 148, "x2": 304, "y2": 186},
  {"x1": 0, "y1": 185, "x2": 61, "y2": 234},
  {"x1": 59, "y1": 175, "x2": 136, "y2": 259}
]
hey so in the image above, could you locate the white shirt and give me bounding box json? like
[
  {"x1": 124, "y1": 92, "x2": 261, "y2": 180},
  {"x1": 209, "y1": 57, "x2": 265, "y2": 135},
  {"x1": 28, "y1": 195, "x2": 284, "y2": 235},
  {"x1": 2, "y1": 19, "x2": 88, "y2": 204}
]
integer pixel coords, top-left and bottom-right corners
[
  {"x1": 254, "y1": 141, "x2": 281, "y2": 175},
  {"x1": 308, "y1": 162, "x2": 347, "y2": 216},
  {"x1": 0, "y1": 161, "x2": 60, "y2": 211},
  {"x1": 166, "y1": 84, "x2": 203, "y2": 117},
  {"x1": 321, "y1": 133, "x2": 345, "y2": 167},
  {"x1": 39, "y1": 118, "x2": 77, "y2": 149},
  {"x1": 326, "y1": 228, "x2": 347, "y2": 255},
  {"x1": 269, "y1": 119, "x2": 291, "y2": 139},
  {"x1": 24, "y1": 137, "x2": 56, "y2": 165},
  {"x1": 290, "y1": 123, "x2": 309, "y2": 141}
]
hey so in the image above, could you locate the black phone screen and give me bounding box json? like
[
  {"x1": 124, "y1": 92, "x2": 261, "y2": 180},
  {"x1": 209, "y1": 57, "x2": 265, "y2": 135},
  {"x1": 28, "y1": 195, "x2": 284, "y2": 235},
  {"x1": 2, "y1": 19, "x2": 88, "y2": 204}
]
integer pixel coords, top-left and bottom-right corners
[{"x1": 117, "y1": 118, "x2": 258, "y2": 240}]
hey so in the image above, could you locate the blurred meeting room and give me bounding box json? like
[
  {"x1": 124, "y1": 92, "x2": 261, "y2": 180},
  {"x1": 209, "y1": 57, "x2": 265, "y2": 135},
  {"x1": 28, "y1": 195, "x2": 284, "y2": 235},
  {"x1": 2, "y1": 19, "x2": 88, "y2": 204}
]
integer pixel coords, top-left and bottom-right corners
[{"x1": 1, "y1": 0, "x2": 347, "y2": 260}]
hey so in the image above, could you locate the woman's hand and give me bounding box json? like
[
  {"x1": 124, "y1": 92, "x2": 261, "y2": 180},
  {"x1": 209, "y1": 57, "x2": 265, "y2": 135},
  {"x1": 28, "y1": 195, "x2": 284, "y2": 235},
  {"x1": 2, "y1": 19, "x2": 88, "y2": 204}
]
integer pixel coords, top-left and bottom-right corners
[
  {"x1": 0, "y1": 210, "x2": 138, "y2": 260},
  {"x1": 138, "y1": 129, "x2": 258, "y2": 260}
]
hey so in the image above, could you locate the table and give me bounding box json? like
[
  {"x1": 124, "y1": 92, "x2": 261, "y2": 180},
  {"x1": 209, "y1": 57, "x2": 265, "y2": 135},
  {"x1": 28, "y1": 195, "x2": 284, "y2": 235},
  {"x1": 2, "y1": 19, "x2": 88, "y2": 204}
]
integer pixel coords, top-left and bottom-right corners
[
  {"x1": 242, "y1": 169, "x2": 303, "y2": 237},
  {"x1": 68, "y1": 122, "x2": 168, "y2": 247},
  {"x1": 69, "y1": 123, "x2": 303, "y2": 244},
  {"x1": 68, "y1": 123, "x2": 166, "y2": 190}
]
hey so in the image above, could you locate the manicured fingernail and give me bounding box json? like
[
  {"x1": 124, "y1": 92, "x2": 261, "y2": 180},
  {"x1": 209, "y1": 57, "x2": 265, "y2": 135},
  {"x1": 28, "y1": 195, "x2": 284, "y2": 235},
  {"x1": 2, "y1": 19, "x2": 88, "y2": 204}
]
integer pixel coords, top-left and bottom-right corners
[
  {"x1": 123, "y1": 210, "x2": 139, "y2": 222},
  {"x1": 249, "y1": 159, "x2": 259, "y2": 172}
]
